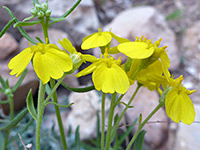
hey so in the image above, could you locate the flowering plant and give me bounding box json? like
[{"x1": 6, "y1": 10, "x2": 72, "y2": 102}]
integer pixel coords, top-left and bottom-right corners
[{"x1": 0, "y1": 0, "x2": 197, "y2": 150}]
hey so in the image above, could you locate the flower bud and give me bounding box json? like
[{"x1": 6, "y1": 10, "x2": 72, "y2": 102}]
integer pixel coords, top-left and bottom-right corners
[
  {"x1": 41, "y1": 2, "x2": 48, "y2": 12},
  {"x1": 30, "y1": 8, "x2": 37, "y2": 16},
  {"x1": 45, "y1": 9, "x2": 52, "y2": 16},
  {"x1": 37, "y1": 11, "x2": 44, "y2": 18}
]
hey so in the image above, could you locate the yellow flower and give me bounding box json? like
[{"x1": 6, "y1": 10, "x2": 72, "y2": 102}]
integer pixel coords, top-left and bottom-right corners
[
  {"x1": 165, "y1": 75, "x2": 196, "y2": 125},
  {"x1": 118, "y1": 36, "x2": 170, "y2": 78},
  {"x1": 76, "y1": 51, "x2": 130, "y2": 94},
  {"x1": 8, "y1": 43, "x2": 73, "y2": 84}
]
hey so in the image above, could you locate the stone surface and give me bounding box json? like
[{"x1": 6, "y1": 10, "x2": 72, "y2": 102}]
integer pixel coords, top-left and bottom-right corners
[
  {"x1": 0, "y1": 33, "x2": 19, "y2": 60},
  {"x1": 65, "y1": 90, "x2": 122, "y2": 140},
  {"x1": 174, "y1": 104, "x2": 200, "y2": 150},
  {"x1": 182, "y1": 20, "x2": 200, "y2": 103},
  {"x1": 122, "y1": 84, "x2": 169, "y2": 148},
  {"x1": 0, "y1": 61, "x2": 38, "y2": 114},
  {"x1": 104, "y1": 6, "x2": 179, "y2": 70}
]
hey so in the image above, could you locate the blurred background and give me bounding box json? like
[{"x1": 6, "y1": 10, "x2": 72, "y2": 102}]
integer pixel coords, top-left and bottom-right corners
[{"x1": 0, "y1": 0, "x2": 200, "y2": 150}]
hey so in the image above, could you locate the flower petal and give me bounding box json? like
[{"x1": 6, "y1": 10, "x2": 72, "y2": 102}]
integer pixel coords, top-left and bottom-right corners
[
  {"x1": 165, "y1": 90, "x2": 195, "y2": 125},
  {"x1": 118, "y1": 42, "x2": 154, "y2": 59},
  {"x1": 81, "y1": 32, "x2": 112, "y2": 50},
  {"x1": 8, "y1": 48, "x2": 33, "y2": 77},
  {"x1": 59, "y1": 38, "x2": 76, "y2": 54},
  {"x1": 93, "y1": 63, "x2": 130, "y2": 94}
]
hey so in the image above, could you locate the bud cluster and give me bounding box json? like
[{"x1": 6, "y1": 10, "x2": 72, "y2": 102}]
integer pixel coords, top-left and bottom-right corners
[{"x1": 31, "y1": 2, "x2": 51, "y2": 18}]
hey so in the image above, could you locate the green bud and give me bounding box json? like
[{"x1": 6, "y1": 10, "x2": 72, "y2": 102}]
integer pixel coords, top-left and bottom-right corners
[
  {"x1": 35, "y1": 4, "x2": 42, "y2": 11},
  {"x1": 4, "y1": 89, "x2": 13, "y2": 97},
  {"x1": 37, "y1": 11, "x2": 44, "y2": 18},
  {"x1": 45, "y1": 9, "x2": 51, "y2": 16},
  {"x1": 30, "y1": 8, "x2": 37, "y2": 16},
  {"x1": 41, "y1": 2, "x2": 48, "y2": 12},
  {"x1": 70, "y1": 53, "x2": 84, "y2": 73}
]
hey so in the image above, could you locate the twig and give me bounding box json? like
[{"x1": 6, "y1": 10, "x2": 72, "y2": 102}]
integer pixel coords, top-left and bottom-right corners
[{"x1": 18, "y1": 133, "x2": 28, "y2": 150}]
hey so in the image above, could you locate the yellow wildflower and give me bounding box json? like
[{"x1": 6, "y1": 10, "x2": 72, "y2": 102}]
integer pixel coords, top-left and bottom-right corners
[
  {"x1": 165, "y1": 75, "x2": 196, "y2": 125},
  {"x1": 8, "y1": 43, "x2": 73, "y2": 84},
  {"x1": 76, "y1": 50, "x2": 130, "y2": 94}
]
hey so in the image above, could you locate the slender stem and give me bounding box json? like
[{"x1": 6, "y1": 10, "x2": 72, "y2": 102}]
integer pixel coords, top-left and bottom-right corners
[
  {"x1": 4, "y1": 95, "x2": 14, "y2": 150},
  {"x1": 105, "y1": 93, "x2": 117, "y2": 150},
  {"x1": 50, "y1": 79, "x2": 68, "y2": 149},
  {"x1": 110, "y1": 84, "x2": 142, "y2": 142},
  {"x1": 36, "y1": 81, "x2": 46, "y2": 150},
  {"x1": 101, "y1": 92, "x2": 106, "y2": 150},
  {"x1": 126, "y1": 103, "x2": 162, "y2": 150},
  {"x1": 44, "y1": 73, "x2": 68, "y2": 103}
]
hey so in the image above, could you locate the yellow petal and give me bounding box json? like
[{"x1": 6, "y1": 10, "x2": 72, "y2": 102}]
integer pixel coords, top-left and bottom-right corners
[
  {"x1": 46, "y1": 48, "x2": 73, "y2": 72},
  {"x1": 118, "y1": 42, "x2": 154, "y2": 59},
  {"x1": 160, "y1": 51, "x2": 170, "y2": 79},
  {"x1": 59, "y1": 38, "x2": 76, "y2": 54},
  {"x1": 165, "y1": 90, "x2": 195, "y2": 125},
  {"x1": 81, "y1": 32, "x2": 112, "y2": 50},
  {"x1": 93, "y1": 63, "x2": 130, "y2": 94},
  {"x1": 75, "y1": 61, "x2": 100, "y2": 78},
  {"x1": 81, "y1": 54, "x2": 98, "y2": 62},
  {"x1": 8, "y1": 48, "x2": 33, "y2": 77}
]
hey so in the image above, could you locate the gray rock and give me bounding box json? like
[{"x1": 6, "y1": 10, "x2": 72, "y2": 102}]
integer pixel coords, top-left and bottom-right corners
[
  {"x1": 174, "y1": 104, "x2": 200, "y2": 150},
  {"x1": 0, "y1": 33, "x2": 19, "y2": 60},
  {"x1": 121, "y1": 84, "x2": 169, "y2": 148},
  {"x1": 0, "y1": 61, "x2": 38, "y2": 114},
  {"x1": 104, "y1": 6, "x2": 179, "y2": 70}
]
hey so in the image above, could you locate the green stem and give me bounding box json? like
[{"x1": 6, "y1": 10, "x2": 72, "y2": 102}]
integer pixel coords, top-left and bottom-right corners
[
  {"x1": 36, "y1": 81, "x2": 46, "y2": 150},
  {"x1": 4, "y1": 95, "x2": 14, "y2": 150},
  {"x1": 50, "y1": 79, "x2": 68, "y2": 149},
  {"x1": 110, "y1": 83, "x2": 142, "y2": 142},
  {"x1": 105, "y1": 93, "x2": 117, "y2": 150},
  {"x1": 41, "y1": 18, "x2": 49, "y2": 43},
  {"x1": 126, "y1": 103, "x2": 162, "y2": 150},
  {"x1": 44, "y1": 73, "x2": 68, "y2": 103},
  {"x1": 101, "y1": 93, "x2": 106, "y2": 150}
]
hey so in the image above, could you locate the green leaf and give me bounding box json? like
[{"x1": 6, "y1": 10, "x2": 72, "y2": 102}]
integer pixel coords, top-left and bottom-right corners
[
  {"x1": 0, "y1": 17, "x2": 15, "y2": 38},
  {"x1": 3, "y1": 6, "x2": 38, "y2": 44},
  {"x1": 12, "y1": 68, "x2": 28, "y2": 92},
  {"x1": 27, "y1": 90, "x2": 37, "y2": 121},
  {"x1": 166, "y1": 9, "x2": 182, "y2": 21},
  {"x1": 50, "y1": 17, "x2": 65, "y2": 22},
  {"x1": 45, "y1": 101, "x2": 73, "y2": 108},
  {"x1": 0, "y1": 99, "x2": 11, "y2": 104},
  {"x1": 0, "y1": 74, "x2": 7, "y2": 89},
  {"x1": 75, "y1": 126, "x2": 81, "y2": 150},
  {"x1": 0, "y1": 88, "x2": 4, "y2": 93},
  {"x1": 134, "y1": 130, "x2": 146, "y2": 150},
  {"x1": 0, "y1": 131, "x2": 5, "y2": 150},
  {"x1": 0, "y1": 108, "x2": 28, "y2": 130},
  {"x1": 8, "y1": 118, "x2": 34, "y2": 144},
  {"x1": 61, "y1": 82, "x2": 95, "y2": 93},
  {"x1": 14, "y1": 20, "x2": 40, "y2": 27},
  {"x1": 36, "y1": 37, "x2": 44, "y2": 43},
  {"x1": 116, "y1": 101, "x2": 134, "y2": 108}
]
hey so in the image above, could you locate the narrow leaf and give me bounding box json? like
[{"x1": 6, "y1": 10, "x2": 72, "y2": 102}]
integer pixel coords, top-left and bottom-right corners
[
  {"x1": 50, "y1": 17, "x2": 65, "y2": 22},
  {"x1": 0, "y1": 100, "x2": 11, "y2": 104},
  {"x1": 134, "y1": 130, "x2": 146, "y2": 150},
  {"x1": 0, "y1": 131, "x2": 5, "y2": 150},
  {"x1": 14, "y1": 20, "x2": 40, "y2": 27},
  {"x1": 0, "y1": 75, "x2": 6, "y2": 89},
  {"x1": 0, "y1": 88, "x2": 4, "y2": 93},
  {"x1": 27, "y1": 90, "x2": 37, "y2": 121},
  {"x1": 12, "y1": 68, "x2": 28, "y2": 92},
  {"x1": 75, "y1": 126, "x2": 81, "y2": 150},
  {"x1": 61, "y1": 82, "x2": 95, "y2": 93},
  {"x1": 0, "y1": 108, "x2": 28, "y2": 130},
  {"x1": 35, "y1": 37, "x2": 44, "y2": 43},
  {"x1": 0, "y1": 17, "x2": 15, "y2": 38},
  {"x1": 45, "y1": 101, "x2": 73, "y2": 108},
  {"x1": 3, "y1": 6, "x2": 38, "y2": 44}
]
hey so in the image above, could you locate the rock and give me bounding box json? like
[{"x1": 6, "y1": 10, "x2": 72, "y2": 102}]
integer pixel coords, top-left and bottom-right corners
[
  {"x1": 174, "y1": 104, "x2": 200, "y2": 150},
  {"x1": 182, "y1": 21, "x2": 200, "y2": 103},
  {"x1": 65, "y1": 90, "x2": 122, "y2": 140},
  {"x1": 0, "y1": 61, "x2": 38, "y2": 114},
  {"x1": 122, "y1": 84, "x2": 168, "y2": 148},
  {"x1": 0, "y1": 33, "x2": 19, "y2": 60},
  {"x1": 104, "y1": 6, "x2": 179, "y2": 70}
]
